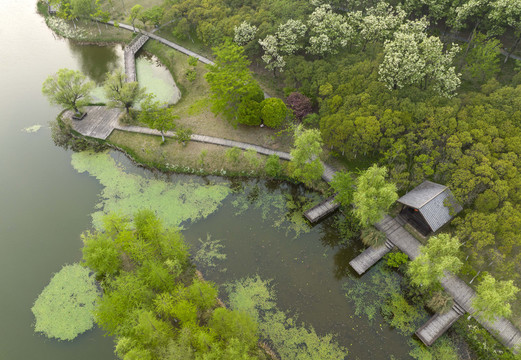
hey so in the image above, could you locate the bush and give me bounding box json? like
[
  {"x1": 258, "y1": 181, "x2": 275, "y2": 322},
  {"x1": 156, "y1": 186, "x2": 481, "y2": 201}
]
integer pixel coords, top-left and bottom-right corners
[
  {"x1": 265, "y1": 154, "x2": 282, "y2": 177},
  {"x1": 361, "y1": 227, "x2": 387, "y2": 248},
  {"x1": 385, "y1": 252, "x2": 409, "y2": 269},
  {"x1": 188, "y1": 56, "x2": 198, "y2": 67},
  {"x1": 225, "y1": 147, "x2": 241, "y2": 164},
  {"x1": 186, "y1": 69, "x2": 197, "y2": 82},
  {"x1": 286, "y1": 92, "x2": 312, "y2": 122},
  {"x1": 237, "y1": 99, "x2": 262, "y2": 126},
  {"x1": 426, "y1": 291, "x2": 454, "y2": 314},
  {"x1": 302, "y1": 113, "x2": 320, "y2": 128},
  {"x1": 260, "y1": 98, "x2": 287, "y2": 128},
  {"x1": 244, "y1": 148, "x2": 260, "y2": 168},
  {"x1": 175, "y1": 126, "x2": 192, "y2": 146}
]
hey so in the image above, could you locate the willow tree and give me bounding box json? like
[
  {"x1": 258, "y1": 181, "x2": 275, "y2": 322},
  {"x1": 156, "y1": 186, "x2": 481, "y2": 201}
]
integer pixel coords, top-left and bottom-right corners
[
  {"x1": 42, "y1": 68, "x2": 94, "y2": 115},
  {"x1": 289, "y1": 125, "x2": 324, "y2": 186},
  {"x1": 103, "y1": 69, "x2": 147, "y2": 115},
  {"x1": 407, "y1": 234, "x2": 463, "y2": 288},
  {"x1": 473, "y1": 274, "x2": 519, "y2": 322},
  {"x1": 353, "y1": 165, "x2": 397, "y2": 227}
]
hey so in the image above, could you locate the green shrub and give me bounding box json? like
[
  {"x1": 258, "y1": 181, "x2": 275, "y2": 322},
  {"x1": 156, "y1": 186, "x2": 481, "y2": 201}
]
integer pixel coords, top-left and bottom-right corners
[
  {"x1": 225, "y1": 147, "x2": 241, "y2": 164},
  {"x1": 361, "y1": 227, "x2": 387, "y2": 248},
  {"x1": 260, "y1": 98, "x2": 287, "y2": 128},
  {"x1": 385, "y1": 252, "x2": 409, "y2": 269},
  {"x1": 426, "y1": 291, "x2": 454, "y2": 314},
  {"x1": 244, "y1": 148, "x2": 260, "y2": 168},
  {"x1": 237, "y1": 99, "x2": 262, "y2": 126},
  {"x1": 265, "y1": 154, "x2": 282, "y2": 177},
  {"x1": 186, "y1": 69, "x2": 197, "y2": 82},
  {"x1": 188, "y1": 56, "x2": 198, "y2": 67}
]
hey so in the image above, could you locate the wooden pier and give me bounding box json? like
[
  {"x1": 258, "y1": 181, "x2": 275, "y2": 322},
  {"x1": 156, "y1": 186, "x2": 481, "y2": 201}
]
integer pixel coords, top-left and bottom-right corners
[
  {"x1": 124, "y1": 34, "x2": 149, "y2": 82},
  {"x1": 415, "y1": 303, "x2": 465, "y2": 346},
  {"x1": 303, "y1": 195, "x2": 340, "y2": 223},
  {"x1": 65, "y1": 106, "x2": 123, "y2": 140},
  {"x1": 349, "y1": 214, "x2": 521, "y2": 350},
  {"x1": 349, "y1": 239, "x2": 394, "y2": 275}
]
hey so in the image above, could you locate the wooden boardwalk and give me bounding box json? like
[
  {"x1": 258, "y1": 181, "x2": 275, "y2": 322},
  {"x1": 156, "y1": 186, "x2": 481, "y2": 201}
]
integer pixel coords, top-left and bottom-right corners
[
  {"x1": 124, "y1": 34, "x2": 149, "y2": 82},
  {"x1": 416, "y1": 303, "x2": 466, "y2": 346},
  {"x1": 349, "y1": 239, "x2": 394, "y2": 275},
  {"x1": 65, "y1": 106, "x2": 123, "y2": 140},
  {"x1": 350, "y1": 214, "x2": 521, "y2": 350},
  {"x1": 303, "y1": 195, "x2": 340, "y2": 223}
]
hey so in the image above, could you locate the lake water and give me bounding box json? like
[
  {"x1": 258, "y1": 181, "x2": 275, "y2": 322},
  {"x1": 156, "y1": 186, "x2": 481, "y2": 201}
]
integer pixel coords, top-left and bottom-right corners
[{"x1": 0, "y1": 1, "x2": 414, "y2": 359}]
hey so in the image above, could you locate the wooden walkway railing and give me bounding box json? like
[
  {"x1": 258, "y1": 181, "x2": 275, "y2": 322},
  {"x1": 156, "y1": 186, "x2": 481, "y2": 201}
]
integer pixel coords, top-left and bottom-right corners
[
  {"x1": 303, "y1": 195, "x2": 340, "y2": 223},
  {"x1": 124, "y1": 34, "x2": 149, "y2": 82}
]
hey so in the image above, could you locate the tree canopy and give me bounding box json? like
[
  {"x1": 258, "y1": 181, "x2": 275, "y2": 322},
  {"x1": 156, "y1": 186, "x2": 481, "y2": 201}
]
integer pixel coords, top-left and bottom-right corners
[
  {"x1": 42, "y1": 68, "x2": 94, "y2": 115},
  {"x1": 103, "y1": 69, "x2": 147, "y2": 114}
]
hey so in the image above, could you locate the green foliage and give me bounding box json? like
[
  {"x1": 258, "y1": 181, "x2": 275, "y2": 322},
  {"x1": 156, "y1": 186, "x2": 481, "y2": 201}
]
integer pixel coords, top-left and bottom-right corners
[
  {"x1": 343, "y1": 262, "x2": 401, "y2": 322},
  {"x1": 244, "y1": 148, "x2": 260, "y2": 168},
  {"x1": 383, "y1": 253, "x2": 407, "y2": 271},
  {"x1": 32, "y1": 263, "x2": 100, "y2": 341},
  {"x1": 330, "y1": 171, "x2": 354, "y2": 208},
  {"x1": 289, "y1": 125, "x2": 324, "y2": 186},
  {"x1": 205, "y1": 40, "x2": 263, "y2": 127},
  {"x1": 194, "y1": 233, "x2": 227, "y2": 270},
  {"x1": 185, "y1": 68, "x2": 197, "y2": 82},
  {"x1": 237, "y1": 98, "x2": 262, "y2": 126},
  {"x1": 227, "y1": 275, "x2": 348, "y2": 360},
  {"x1": 353, "y1": 165, "x2": 398, "y2": 227},
  {"x1": 174, "y1": 126, "x2": 193, "y2": 146},
  {"x1": 104, "y1": 68, "x2": 147, "y2": 114},
  {"x1": 464, "y1": 32, "x2": 501, "y2": 83},
  {"x1": 407, "y1": 234, "x2": 463, "y2": 288},
  {"x1": 210, "y1": 308, "x2": 258, "y2": 349},
  {"x1": 186, "y1": 279, "x2": 218, "y2": 312},
  {"x1": 42, "y1": 68, "x2": 94, "y2": 114},
  {"x1": 409, "y1": 337, "x2": 459, "y2": 360},
  {"x1": 82, "y1": 231, "x2": 122, "y2": 278},
  {"x1": 70, "y1": 151, "x2": 230, "y2": 229},
  {"x1": 265, "y1": 154, "x2": 282, "y2": 177},
  {"x1": 381, "y1": 293, "x2": 425, "y2": 336},
  {"x1": 360, "y1": 227, "x2": 387, "y2": 248},
  {"x1": 138, "y1": 94, "x2": 178, "y2": 142},
  {"x1": 225, "y1": 147, "x2": 241, "y2": 164},
  {"x1": 426, "y1": 291, "x2": 454, "y2": 314},
  {"x1": 188, "y1": 56, "x2": 198, "y2": 67},
  {"x1": 260, "y1": 98, "x2": 287, "y2": 128},
  {"x1": 473, "y1": 274, "x2": 520, "y2": 322}
]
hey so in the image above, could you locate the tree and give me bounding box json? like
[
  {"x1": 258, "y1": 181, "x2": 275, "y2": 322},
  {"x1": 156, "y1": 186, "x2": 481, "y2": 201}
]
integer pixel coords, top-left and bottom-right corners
[
  {"x1": 138, "y1": 95, "x2": 178, "y2": 142},
  {"x1": 276, "y1": 19, "x2": 307, "y2": 55},
  {"x1": 330, "y1": 171, "x2": 355, "y2": 207},
  {"x1": 82, "y1": 231, "x2": 122, "y2": 278},
  {"x1": 473, "y1": 274, "x2": 519, "y2": 322},
  {"x1": 352, "y1": 165, "x2": 398, "y2": 227},
  {"x1": 378, "y1": 19, "x2": 461, "y2": 97},
  {"x1": 407, "y1": 234, "x2": 463, "y2": 288},
  {"x1": 259, "y1": 35, "x2": 285, "y2": 73},
  {"x1": 91, "y1": 0, "x2": 110, "y2": 35},
  {"x1": 265, "y1": 154, "x2": 282, "y2": 177},
  {"x1": 286, "y1": 92, "x2": 312, "y2": 121},
  {"x1": 205, "y1": 40, "x2": 264, "y2": 127},
  {"x1": 289, "y1": 125, "x2": 324, "y2": 186},
  {"x1": 359, "y1": 2, "x2": 406, "y2": 50},
  {"x1": 489, "y1": 0, "x2": 521, "y2": 63},
  {"x1": 141, "y1": 6, "x2": 164, "y2": 27},
  {"x1": 128, "y1": 4, "x2": 143, "y2": 32},
  {"x1": 42, "y1": 68, "x2": 94, "y2": 115},
  {"x1": 233, "y1": 21, "x2": 257, "y2": 46},
  {"x1": 260, "y1": 98, "x2": 287, "y2": 128},
  {"x1": 307, "y1": 4, "x2": 355, "y2": 56},
  {"x1": 103, "y1": 69, "x2": 147, "y2": 115},
  {"x1": 463, "y1": 32, "x2": 500, "y2": 83}
]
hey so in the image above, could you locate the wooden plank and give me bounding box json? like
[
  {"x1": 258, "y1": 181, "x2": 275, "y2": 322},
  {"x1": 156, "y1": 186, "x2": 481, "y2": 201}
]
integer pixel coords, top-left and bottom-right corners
[
  {"x1": 349, "y1": 245, "x2": 392, "y2": 275},
  {"x1": 416, "y1": 308, "x2": 462, "y2": 346}
]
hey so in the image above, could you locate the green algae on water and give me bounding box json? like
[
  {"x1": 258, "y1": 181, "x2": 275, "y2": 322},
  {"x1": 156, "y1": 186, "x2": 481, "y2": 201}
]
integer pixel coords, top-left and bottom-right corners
[
  {"x1": 136, "y1": 56, "x2": 181, "y2": 105},
  {"x1": 71, "y1": 151, "x2": 230, "y2": 229},
  {"x1": 32, "y1": 263, "x2": 99, "y2": 341}
]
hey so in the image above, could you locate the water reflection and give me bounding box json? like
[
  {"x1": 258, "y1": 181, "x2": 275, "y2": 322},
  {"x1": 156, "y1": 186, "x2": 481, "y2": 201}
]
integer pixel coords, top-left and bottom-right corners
[{"x1": 68, "y1": 43, "x2": 124, "y2": 84}]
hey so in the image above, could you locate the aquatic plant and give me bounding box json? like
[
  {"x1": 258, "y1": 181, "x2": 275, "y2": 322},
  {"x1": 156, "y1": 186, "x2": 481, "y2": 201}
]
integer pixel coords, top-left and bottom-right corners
[
  {"x1": 343, "y1": 262, "x2": 401, "y2": 322},
  {"x1": 194, "y1": 234, "x2": 227, "y2": 271},
  {"x1": 31, "y1": 263, "x2": 100, "y2": 341},
  {"x1": 71, "y1": 151, "x2": 230, "y2": 229},
  {"x1": 227, "y1": 275, "x2": 348, "y2": 360},
  {"x1": 21, "y1": 125, "x2": 42, "y2": 133}
]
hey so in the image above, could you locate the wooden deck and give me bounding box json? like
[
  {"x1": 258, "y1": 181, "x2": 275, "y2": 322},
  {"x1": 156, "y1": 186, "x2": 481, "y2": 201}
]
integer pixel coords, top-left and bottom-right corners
[
  {"x1": 415, "y1": 303, "x2": 465, "y2": 346},
  {"x1": 65, "y1": 106, "x2": 123, "y2": 140},
  {"x1": 349, "y1": 239, "x2": 394, "y2": 275},
  {"x1": 351, "y1": 214, "x2": 521, "y2": 350},
  {"x1": 303, "y1": 195, "x2": 340, "y2": 223}
]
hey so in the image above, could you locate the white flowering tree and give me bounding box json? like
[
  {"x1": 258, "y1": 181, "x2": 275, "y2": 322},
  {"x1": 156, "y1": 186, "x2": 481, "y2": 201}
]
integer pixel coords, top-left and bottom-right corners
[
  {"x1": 451, "y1": 0, "x2": 494, "y2": 52},
  {"x1": 360, "y1": 2, "x2": 406, "y2": 49},
  {"x1": 233, "y1": 21, "x2": 258, "y2": 46},
  {"x1": 379, "y1": 19, "x2": 461, "y2": 97},
  {"x1": 276, "y1": 19, "x2": 307, "y2": 55},
  {"x1": 307, "y1": 4, "x2": 355, "y2": 56},
  {"x1": 259, "y1": 35, "x2": 286, "y2": 73}
]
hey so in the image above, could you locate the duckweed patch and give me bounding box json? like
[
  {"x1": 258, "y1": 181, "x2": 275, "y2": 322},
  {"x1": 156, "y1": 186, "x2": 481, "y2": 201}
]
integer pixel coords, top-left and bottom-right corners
[
  {"x1": 226, "y1": 275, "x2": 348, "y2": 360},
  {"x1": 71, "y1": 151, "x2": 230, "y2": 229},
  {"x1": 31, "y1": 263, "x2": 99, "y2": 341},
  {"x1": 194, "y1": 233, "x2": 227, "y2": 271},
  {"x1": 22, "y1": 125, "x2": 42, "y2": 133}
]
